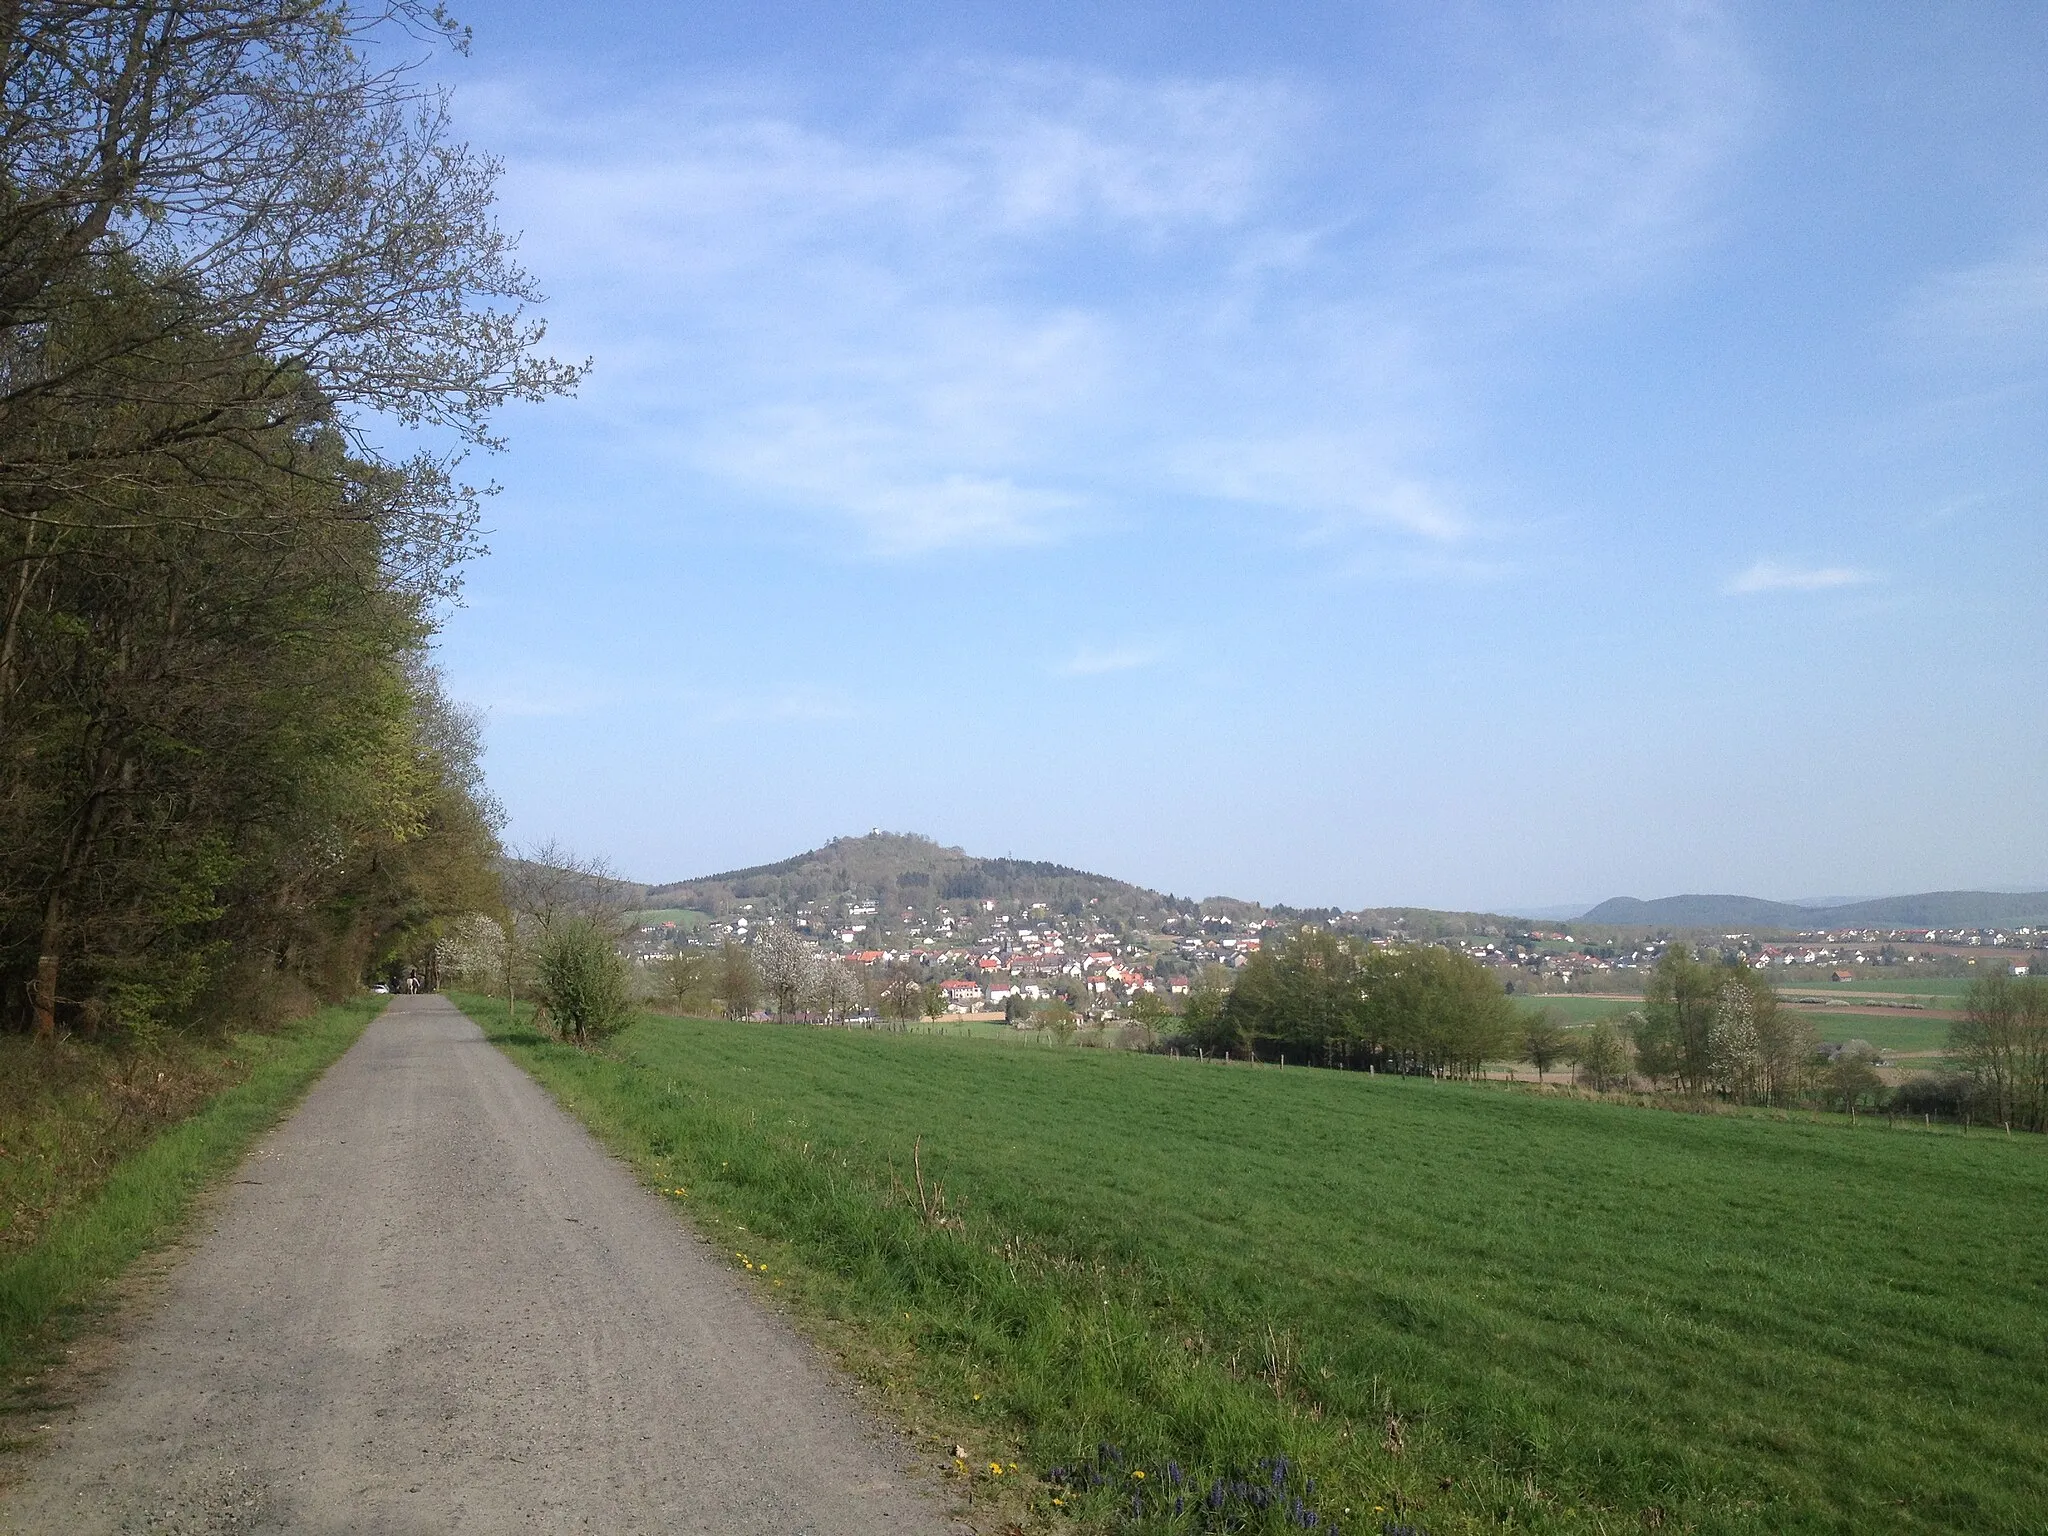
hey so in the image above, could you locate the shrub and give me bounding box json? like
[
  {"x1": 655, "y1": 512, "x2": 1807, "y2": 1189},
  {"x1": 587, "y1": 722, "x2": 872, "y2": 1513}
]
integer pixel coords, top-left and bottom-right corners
[
  {"x1": 534, "y1": 920, "x2": 632, "y2": 1044},
  {"x1": 1890, "y1": 1072, "x2": 1976, "y2": 1121}
]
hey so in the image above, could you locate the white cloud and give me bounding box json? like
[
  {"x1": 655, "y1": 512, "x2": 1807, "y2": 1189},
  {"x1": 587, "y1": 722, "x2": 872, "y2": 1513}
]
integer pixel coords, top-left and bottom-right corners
[
  {"x1": 1059, "y1": 644, "x2": 1165, "y2": 677},
  {"x1": 692, "y1": 686, "x2": 862, "y2": 725},
  {"x1": 472, "y1": 13, "x2": 1751, "y2": 563},
  {"x1": 1170, "y1": 433, "x2": 1465, "y2": 541},
  {"x1": 1901, "y1": 242, "x2": 2048, "y2": 362},
  {"x1": 1447, "y1": 2, "x2": 1757, "y2": 297},
  {"x1": 690, "y1": 399, "x2": 1091, "y2": 554},
  {"x1": 1726, "y1": 559, "x2": 1877, "y2": 595}
]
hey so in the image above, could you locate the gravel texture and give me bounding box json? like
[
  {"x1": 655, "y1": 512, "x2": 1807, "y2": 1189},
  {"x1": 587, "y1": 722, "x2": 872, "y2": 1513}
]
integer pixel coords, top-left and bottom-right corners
[{"x1": 2, "y1": 995, "x2": 963, "y2": 1534}]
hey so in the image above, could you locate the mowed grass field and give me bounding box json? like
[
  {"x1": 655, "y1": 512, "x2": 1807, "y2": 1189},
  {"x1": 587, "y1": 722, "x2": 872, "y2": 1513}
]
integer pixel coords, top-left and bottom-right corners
[
  {"x1": 1508, "y1": 995, "x2": 1640, "y2": 1025},
  {"x1": 467, "y1": 1002, "x2": 2048, "y2": 1535},
  {"x1": 1793, "y1": 978, "x2": 1972, "y2": 1000},
  {"x1": 1786, "y1": 1012, "x2": 1955, "y2": 1055}
]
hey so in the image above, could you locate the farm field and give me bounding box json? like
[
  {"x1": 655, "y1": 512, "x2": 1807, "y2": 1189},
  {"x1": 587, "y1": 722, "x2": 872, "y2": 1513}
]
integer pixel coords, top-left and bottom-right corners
[
  {"x1": 1781, "y1": 977, "x2": 1972, "y2": 1000},
  {"x1": 1791, "y1": 1012, "x2": 1955, "y2": 1056},
  {"x1": 1509, "y1": 996, "x2": 1952, "y2": 1055},
  {"x1": 1508, "y1": 990, "x2": 1964, "y2": 1054},
  {"x1": 465, "y1": 1000, "x2": 2048, "y2": 1535},
  {"x1": 1507, "y1": 994, "x2": 1640, "y2": 1024}
]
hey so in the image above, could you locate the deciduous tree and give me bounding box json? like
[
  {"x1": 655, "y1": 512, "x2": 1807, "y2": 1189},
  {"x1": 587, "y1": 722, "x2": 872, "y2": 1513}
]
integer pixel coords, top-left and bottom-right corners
[
  {"x1": 656, "y1": 950, "x2": 718, "y2": 1016},
  {"x1": 716, "y1": 939, "x2": 759, "y2": 1020},
  {"x1": 0, "y1": 3, "x2": 576, "y2": 1040},
  {"x1": 1640, "y1": 944, "x2": 1720, "y2": 1094},
  {"x1": 1575, "y1": 1018, "x2": 1631, "y2": 1091},
  {"x1": 1952, "y1": 973, "x2": 2048, "y2": 1131},
  {"x1": 1521, "y1": 1009, "x2": 1568, "y2": 1082},
  {"x1": 756, "y1": 926, "x2": 817, "y2": 1023}
]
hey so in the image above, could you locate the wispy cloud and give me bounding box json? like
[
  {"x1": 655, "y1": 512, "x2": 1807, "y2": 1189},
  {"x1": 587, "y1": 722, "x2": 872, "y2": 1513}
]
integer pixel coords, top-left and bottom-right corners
[
  {"x1": 691, "y1": 686, "x2": 862, "y2": 725},
  {"x1": 473, "y1": 7, "x2": 1753, "y2": 564},
  {"x1": 1442, "y1": 2, "x2": 1757, "y2": 300},
  {"x1": 1901, "y1": 242, "x2": 2048, "y2": 362},
  {"x1": 1170, "y1": 434, "x2": 1466, "y2": 541},
  {"x1": 1726, "y1": 559, "x2": 1878, "y2": 595},
  {"x1": 1058, "y1": 643, "x2": 1165, "y2": 677}
]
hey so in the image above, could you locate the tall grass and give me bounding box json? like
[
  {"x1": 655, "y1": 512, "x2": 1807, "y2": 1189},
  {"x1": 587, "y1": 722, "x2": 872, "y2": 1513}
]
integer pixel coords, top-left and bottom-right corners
[
  {"x1": 466, "y1": 999, "x2": 2048, "y2": 1535},
  {"x1": 0, "y1": 999, "x2": 378, "y2": 1383}
]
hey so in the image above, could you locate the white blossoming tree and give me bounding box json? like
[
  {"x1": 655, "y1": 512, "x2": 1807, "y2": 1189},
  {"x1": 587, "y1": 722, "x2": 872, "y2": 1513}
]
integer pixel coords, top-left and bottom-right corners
[{"x1": 757, "y1": 925, "x2": 819, "y2": 1023}]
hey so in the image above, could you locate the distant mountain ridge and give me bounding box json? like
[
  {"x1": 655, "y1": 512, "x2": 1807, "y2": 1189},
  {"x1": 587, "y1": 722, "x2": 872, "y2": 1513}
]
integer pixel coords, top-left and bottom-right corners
[
  {"x1": 642, "y1": 832, "x2": 2044, "y2": 936},
  {"x1": 1579, "y1": 890, "x2": 2048, "y2": 930}
]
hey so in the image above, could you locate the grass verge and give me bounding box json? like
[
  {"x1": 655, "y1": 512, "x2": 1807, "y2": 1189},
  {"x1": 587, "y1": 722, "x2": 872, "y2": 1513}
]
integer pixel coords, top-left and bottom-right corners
[
  {"x1": 459, "y1": 997, "x2": 2048, "y2": 1536},
  {"x1": 0, "y1": 997, "x2": 380, "y2": 1386}
]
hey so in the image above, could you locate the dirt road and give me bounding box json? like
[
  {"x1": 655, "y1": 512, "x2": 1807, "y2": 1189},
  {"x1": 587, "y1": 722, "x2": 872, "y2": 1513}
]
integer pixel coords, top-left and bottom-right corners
[{"x1": 2, "y1": 996, "x2": 961, "y2": 1534}]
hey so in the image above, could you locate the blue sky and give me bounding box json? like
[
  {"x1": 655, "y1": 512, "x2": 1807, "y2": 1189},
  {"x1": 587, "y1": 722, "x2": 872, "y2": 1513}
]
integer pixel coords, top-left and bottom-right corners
[{"x1": 419, "y1": 1, "x2": 2047, "y2": 913}]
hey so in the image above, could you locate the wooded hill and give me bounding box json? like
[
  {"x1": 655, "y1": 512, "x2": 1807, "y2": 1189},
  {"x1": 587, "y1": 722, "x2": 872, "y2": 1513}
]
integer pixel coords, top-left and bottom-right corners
[
  {"x1": 1580, "y1": 890, "x2": 2048, "y2": 930},
  {"x1": 644, "y1": 832, "x2": 1536, "y2": 939},
  {"x1": 644, "y1": 834, "x2": 2047, "y2": 944},
  {"x1": 646, "y1": 833, "x2": 1173, "y2": 925}
]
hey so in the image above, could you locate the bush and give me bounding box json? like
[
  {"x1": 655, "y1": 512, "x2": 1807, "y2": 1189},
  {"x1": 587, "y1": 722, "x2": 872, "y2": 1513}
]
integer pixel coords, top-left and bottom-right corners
[
  {"x1": 534, "y1": 921, "x2": 632, "y2": 1044},
  {"x1": 1890, "y1": 1072, "x2": 1976, "y2": 1121}
]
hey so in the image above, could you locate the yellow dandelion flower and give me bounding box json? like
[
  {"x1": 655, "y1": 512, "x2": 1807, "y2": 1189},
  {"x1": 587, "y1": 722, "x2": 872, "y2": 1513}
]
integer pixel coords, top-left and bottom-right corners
[
  {"x1": 971, "y1": 1393, "x2": 981, "y2": 1401},
  {"x1": 1132, "y1": 1469, "x2": 1145, "y2": 1479}
]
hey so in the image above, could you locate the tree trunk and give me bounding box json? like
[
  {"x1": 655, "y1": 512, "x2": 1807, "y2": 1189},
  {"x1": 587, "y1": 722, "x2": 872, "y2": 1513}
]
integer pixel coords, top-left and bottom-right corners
[
  {"x1": 0, "y1": 517, "x2": 43, "y2": 730},
  {"x1": 32, "y1": 950, "x2": 58, "y2": 1040}
]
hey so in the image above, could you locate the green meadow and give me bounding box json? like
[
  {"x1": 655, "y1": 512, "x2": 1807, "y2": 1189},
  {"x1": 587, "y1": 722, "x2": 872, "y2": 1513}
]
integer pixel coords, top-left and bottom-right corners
[
  {"x1": 1779, "y1": 977, "x2": 1971, "y2": 1000},
  {"x1": 626, "y1": 907, "x2": 713, "y2": 932},
  {"x1": 1507, "y1": 995, "x2": 1640, "y2": 1025},
  {"x1": 466, "y1": 1000, "x2": 2048, "y2": 1535},
  {"x1": 1787, "y1": 1012, "x2": 1955, "y2": 1056},
  {"x1": 1508, "y1": 990, "x2": 1959, "y2": 1055}
]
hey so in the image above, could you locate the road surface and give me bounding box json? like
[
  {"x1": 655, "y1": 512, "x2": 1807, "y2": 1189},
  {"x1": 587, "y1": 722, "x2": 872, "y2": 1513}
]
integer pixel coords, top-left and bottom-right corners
[{"x1": 2, "y1": 995, "x2": 962, "y2": 1534}]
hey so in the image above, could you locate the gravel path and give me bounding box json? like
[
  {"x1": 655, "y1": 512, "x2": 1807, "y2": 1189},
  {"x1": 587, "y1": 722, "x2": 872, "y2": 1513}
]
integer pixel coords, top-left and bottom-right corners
[{"x1": 2, "y1": 995, "x2": 963, "y2": 1534}]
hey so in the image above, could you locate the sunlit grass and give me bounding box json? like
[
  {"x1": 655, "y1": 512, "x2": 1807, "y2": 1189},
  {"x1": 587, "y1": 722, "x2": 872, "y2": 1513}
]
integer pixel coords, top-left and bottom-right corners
[{"x1": 465, "y1": 998, "x2": 2048, "y2": 1535}]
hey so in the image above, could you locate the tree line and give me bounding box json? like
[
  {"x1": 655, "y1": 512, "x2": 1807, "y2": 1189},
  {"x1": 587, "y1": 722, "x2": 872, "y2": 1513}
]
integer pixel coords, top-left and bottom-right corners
[
  {"x1": 1158, "y1": 930, "x2": 2048, "y2": 1132},
  {"x1": 1176, "y1": 927, "x2": 1517, "y2": 1074},
  {"x1": 2, "y1": 2, "x2": 575, "y2": 1042},
  {"x1": 438, "y1": 893, "x2": 2048, "y2": 1136},
  {"x1": 434, "y1": 893, "x2": 956, "y2": 1047},
  {"x1": 1538, "y1": 948, "x2": 2048, "y2": 1127}
]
